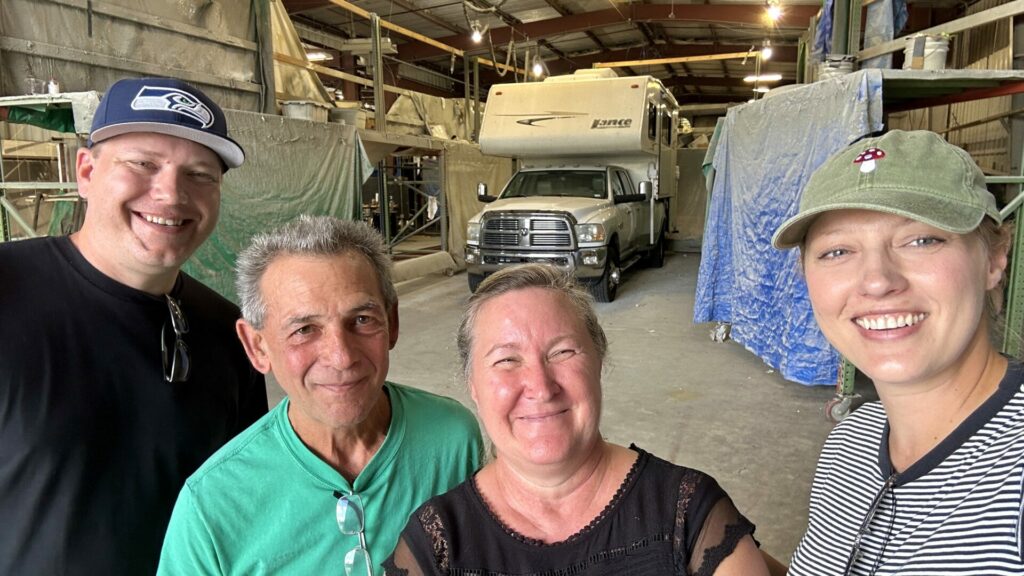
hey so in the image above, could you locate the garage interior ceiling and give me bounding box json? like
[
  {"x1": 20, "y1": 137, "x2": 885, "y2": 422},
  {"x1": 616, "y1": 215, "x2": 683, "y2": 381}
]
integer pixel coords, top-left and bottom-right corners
[{"x1": 282, "y1": 0, "x2": 962, "y2": 103}]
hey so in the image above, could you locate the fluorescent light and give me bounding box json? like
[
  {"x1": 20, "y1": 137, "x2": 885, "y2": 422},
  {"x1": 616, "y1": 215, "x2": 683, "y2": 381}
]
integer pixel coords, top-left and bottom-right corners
[
  {"x1": 743, "y1": 74, "x2": 783, "y2": 83},
  {"x1": 753, "y1": 86, "x2": 770, "y2": 93},
  {"x1": 306, "y1": 51, "x2": 332, "y2": 62}
]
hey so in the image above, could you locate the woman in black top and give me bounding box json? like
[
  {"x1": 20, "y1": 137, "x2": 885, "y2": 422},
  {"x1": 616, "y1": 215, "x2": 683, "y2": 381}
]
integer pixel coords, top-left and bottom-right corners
[{"x1": 384, "y1": 264, "x2": 768, "y2": 576}]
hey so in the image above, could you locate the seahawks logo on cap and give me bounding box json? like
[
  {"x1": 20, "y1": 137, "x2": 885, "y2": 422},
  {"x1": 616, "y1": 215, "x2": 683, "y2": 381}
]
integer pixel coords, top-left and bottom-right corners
[{"x1": 130, "y1": 86, "x2": 214, "y2": 128}]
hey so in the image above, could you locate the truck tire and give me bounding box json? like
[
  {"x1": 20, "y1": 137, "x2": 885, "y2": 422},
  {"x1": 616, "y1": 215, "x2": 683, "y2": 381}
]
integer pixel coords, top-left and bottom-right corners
[
  {"x1": 468, "y1": 273, "x2": 484, "y2": 293},
  {"x1": 589, "y1": 246, "x2": 619, "y2": 303},
  {"x1": 644, "y1": 227, "x2": 666, "y2": 268}
]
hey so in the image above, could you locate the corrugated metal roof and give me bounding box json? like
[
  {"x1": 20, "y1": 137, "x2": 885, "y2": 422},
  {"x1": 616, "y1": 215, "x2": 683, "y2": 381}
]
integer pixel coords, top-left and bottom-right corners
[{"x1": 284, "y1": 0, "x2": 827, "y2": 102}]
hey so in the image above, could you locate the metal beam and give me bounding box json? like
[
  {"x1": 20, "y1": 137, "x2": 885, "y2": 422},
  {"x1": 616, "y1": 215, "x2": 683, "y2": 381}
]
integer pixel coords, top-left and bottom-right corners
[
  {"x1": 886, "y1": 80, "x2": 1024, "y2": 113},
  {"x1": 390, "y1": 0, "x2": 465, "y2": 35},
  {"x1": 293, "y1": 21, "x2": 351, "y2": 51},
  {"x1": 675, "y1": 93, "x2": 751, "y2": 104},
  {"x1": 398, "y1": 4, "x2": 819, "y2": 60},
  {"x1": 320, "y1": 0, "x2": 524, "y2": 74},
  {"x1": 538, "y1": 0, "x2": 610, "y2": 55},
  {"x1": 546, "y1": 44, "x2": 798, "y2": 75},
  {"x1": 858, "y1": 0, "x2": 1024, "y2": 60},
  {"x1": 661, "y1": 76, "x2": 783, "y2": 89},
  {"x1": 595, "y1": 51, "x2": 752, "y2": 68},
  {"x1": 371, "y1": 14, "x2": 387, "y2": 131},
  {"x1": 678, "y1": 102, "x2": 737, "y2": 115},
  {"x1": 275, "y1": 52, "x2": 415, "y2": 97}
]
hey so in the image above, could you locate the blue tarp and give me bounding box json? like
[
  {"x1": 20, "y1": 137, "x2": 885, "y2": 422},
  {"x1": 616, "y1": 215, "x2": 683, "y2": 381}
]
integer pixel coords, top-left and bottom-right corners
[
  {"x1": 694, "y1": 70, "x2": 886, "y2": 385},
  {"x1": 813, "y1": 0, "x2": 834, "y2": 61},
  {"x1": 815, "y1": 0, "x2": 905, "y2": 65}
]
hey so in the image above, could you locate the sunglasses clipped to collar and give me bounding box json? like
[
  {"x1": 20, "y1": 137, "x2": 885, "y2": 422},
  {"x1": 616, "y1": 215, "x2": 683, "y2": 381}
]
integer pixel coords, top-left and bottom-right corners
[
  {"x1": 162, "y1": 294, "x2": 190, "y2": 383},
  {"x1": 335, "y1": 491, "x2": 373, "y2": 576},
  {"x1": 844, "y1": 473, "x2": 898, "y2": 576}
]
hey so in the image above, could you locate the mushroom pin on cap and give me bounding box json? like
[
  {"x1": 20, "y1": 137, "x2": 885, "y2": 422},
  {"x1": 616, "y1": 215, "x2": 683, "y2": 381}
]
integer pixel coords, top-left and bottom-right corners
[{"x1": 854, "y1": 147, "x2": 886, "y2": 173}]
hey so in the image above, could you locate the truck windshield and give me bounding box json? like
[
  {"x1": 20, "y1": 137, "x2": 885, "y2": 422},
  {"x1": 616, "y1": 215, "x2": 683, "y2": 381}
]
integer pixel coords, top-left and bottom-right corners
[{"x1": 501, "y1": 170, "x2": 607, "y2": 200}]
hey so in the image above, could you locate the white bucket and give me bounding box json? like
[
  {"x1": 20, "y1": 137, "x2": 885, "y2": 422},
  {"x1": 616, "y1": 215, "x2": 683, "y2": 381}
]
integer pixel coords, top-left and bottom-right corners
[
  {"x1": 819, "y1": 54, "x2": 856, "y2": 80},
  {"x1": 902, "y1": 35, "x2": 949, "y2": 70}
]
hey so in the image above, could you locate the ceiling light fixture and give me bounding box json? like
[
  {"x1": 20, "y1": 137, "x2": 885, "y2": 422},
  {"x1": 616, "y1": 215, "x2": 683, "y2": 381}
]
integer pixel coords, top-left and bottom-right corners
[
  {"x1": 531, "y1": 55, "x2": 545, "y2": 78},
  {"x1": 761, "y1": 39, "x2": 773, "y2": 61},
  {"x1": 753, "y1": 86, "x2": 770, "y2": 93},
  {"x1": 470, "y1": 20, "x2": 485, "y2": 43},
  {"x1": 306, "y1": 51, "x2": 333, "y2": 62},
  {"x1": 765, "y1": 1, "x2": 782, "y2": 22},
  {"x1": 743, "y1": 73, "x2": 783, "y2": 83}
]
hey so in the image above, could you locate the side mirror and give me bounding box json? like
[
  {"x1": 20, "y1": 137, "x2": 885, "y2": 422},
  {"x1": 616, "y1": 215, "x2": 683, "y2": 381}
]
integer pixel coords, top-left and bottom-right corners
[
  {"x1": 639, "y1": 181, "x2": 654, "y2": 201},
  {"x1": 477, "y1": 182, "x2": 497, "y2": 203}
]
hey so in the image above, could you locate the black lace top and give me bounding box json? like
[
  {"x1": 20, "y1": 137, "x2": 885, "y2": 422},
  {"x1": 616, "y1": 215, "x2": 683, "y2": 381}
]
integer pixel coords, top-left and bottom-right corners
[{"x1": 383, "y1": 445, "x2": 755, "y2": 576}]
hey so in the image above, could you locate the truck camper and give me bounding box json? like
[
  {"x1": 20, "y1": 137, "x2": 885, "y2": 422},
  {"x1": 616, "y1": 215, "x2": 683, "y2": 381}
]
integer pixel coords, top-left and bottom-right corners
[{"x1": 465, "y1": 68, "x2": 679, "y2": 302}]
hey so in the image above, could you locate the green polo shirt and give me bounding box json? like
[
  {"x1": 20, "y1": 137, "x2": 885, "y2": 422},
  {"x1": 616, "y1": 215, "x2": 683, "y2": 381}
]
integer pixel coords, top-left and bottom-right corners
[{"x1": 158, "y1": 382, "x2": 484, "y2": 575}]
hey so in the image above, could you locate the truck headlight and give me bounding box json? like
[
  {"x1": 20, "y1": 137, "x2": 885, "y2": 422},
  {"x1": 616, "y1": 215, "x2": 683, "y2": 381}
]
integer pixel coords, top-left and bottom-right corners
[
  {"x1": 575, "y1": 223, "x2": 605, "y2": 243},
  {"x1": 467, "y1": 222, "x2": 481, "y2": 243}
]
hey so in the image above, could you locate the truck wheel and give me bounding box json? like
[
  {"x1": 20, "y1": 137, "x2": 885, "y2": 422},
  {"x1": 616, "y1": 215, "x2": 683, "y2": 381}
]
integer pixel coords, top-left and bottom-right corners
[
  {"x1": 590, "y1": 246, "x2": 619, "y2": 303},
  {"x1": 644, "y1": 228, "x2": 666, "y2": 268},
  {"x1": 468, "y1": 273, "x2": 484, "y2": 293}
]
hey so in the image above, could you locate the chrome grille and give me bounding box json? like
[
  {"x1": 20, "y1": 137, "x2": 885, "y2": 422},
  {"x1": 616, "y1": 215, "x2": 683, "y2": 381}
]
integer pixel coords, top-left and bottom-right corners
[
  {"x1": 531, "y1": 234, "x2": 571, "y2": 247},
  {"x1": 487, "y1": 219, "x2": 520, "y2": 231},
  {"x1": 481, "y1": 215, "x2": 574, "y2": 250},
  {"x1": 482, "y1": 218, "x2": 521, "y2": 247},
  {"x1": 530, "y1": 220, "x2": 568, "y2": 232}
]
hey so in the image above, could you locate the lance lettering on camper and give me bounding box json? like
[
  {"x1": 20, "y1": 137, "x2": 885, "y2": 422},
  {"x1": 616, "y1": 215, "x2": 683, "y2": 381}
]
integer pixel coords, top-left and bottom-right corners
[{"x1": 591, "y1": 118, "x2": 631, "y2": 129}]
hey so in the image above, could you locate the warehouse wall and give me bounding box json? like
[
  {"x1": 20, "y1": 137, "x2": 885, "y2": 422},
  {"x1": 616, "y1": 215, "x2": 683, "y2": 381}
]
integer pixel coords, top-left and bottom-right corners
[
  {"x1": 1, "y1": 0, "x2": 265, "y2": 110},
  {"x1": 889, "y1": 0, "x2": 1013, "y2": 174},
  {"x1": 671, "y1": 148, "x2": 709, "y2": 252}
]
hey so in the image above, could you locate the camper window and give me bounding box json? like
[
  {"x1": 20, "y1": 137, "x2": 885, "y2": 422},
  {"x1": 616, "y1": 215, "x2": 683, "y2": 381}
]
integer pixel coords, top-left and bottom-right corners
[
  {"x1": 661, "y1": 107, "x2": 673, "y2": 146},
  {"x1": 647, "y1": 102, "x2": 657, "y2": 141}
]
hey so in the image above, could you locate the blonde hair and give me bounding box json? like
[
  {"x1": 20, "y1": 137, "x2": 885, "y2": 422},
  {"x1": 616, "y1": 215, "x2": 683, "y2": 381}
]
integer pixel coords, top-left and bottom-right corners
[{"x1": 975, "y1": 218, "x2": 1012, "y2": 319}]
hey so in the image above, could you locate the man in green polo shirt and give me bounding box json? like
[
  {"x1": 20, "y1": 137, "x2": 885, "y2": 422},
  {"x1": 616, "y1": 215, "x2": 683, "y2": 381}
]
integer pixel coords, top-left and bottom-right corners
[{"x1": 158, "y1": 215, "x2": 484, "y2": 576}]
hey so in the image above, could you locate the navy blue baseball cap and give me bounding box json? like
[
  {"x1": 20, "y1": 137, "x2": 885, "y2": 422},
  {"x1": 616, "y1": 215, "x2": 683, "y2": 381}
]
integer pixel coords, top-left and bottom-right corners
[{"x1": 87, "y1": 77, "x2": 245, "y2": 170}]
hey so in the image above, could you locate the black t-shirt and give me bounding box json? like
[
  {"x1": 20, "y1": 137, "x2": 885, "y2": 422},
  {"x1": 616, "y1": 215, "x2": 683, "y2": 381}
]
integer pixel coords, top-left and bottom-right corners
[
  {"x1": 386, "y1": 446, "x2": 756, "y2": 576},
  {"x1": 0, "y1": 236, "x2": 268, "y2": 575}
]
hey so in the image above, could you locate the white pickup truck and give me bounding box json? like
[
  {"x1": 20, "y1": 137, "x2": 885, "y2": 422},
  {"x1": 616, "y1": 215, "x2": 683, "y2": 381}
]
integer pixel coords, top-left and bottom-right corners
[{"x1": 465, "y1": 69, "x2": 679, "y2": 302}]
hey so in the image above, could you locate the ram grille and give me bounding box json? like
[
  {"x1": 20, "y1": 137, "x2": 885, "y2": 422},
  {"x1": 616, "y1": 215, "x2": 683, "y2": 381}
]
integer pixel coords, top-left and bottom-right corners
[{"x1": 481, "y1": 215, "x2": 574, "y2": 250}]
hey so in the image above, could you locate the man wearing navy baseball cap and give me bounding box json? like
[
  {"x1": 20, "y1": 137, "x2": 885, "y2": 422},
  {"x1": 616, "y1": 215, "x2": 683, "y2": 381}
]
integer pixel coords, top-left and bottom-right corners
[{"x1": 0, "y1": 77, "x2": 267, "y2": 575}]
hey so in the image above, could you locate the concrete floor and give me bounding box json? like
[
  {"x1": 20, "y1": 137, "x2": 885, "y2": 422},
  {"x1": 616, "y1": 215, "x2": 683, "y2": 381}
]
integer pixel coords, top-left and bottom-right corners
[{"x1": 267, "y1": 251, "x2": 848, "y2": 563}]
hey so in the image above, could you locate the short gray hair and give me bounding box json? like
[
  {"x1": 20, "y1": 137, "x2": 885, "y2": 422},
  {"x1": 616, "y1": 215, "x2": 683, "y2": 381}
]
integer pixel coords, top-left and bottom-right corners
[
  {"x1": 235, "y1": 215, "x2": 396, "y2": 328},
  {"x1": 456, "y1": 264, "x2": 608, "y2": 380}
]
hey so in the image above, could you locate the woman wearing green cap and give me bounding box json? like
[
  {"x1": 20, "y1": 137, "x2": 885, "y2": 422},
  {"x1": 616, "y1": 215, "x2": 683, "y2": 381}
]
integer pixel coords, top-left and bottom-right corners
[{"x1": 773, "y1": 130, "x2": 1023, "y2": 576}]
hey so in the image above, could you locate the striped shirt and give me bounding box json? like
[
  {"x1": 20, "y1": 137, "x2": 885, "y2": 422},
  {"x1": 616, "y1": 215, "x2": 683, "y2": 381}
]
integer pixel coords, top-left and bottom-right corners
[{"x1": 789, "y1": 362, "x2": 1024, "y2": 576}]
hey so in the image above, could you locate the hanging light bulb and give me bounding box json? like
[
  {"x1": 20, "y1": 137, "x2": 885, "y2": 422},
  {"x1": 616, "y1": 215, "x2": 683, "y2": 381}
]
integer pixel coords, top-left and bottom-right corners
[
  {"x1": 532, "y1": 55, "x2": 544, "y2": 78},
  {"x1": 470, "y1": 21, "x2": 483, "y2": 43},
  {"x1": 765, "y1": 1, "x2": 782, "y2": 22},
  {"x1": 761, "y1": 39, "x2": 773, "y2": 61}
]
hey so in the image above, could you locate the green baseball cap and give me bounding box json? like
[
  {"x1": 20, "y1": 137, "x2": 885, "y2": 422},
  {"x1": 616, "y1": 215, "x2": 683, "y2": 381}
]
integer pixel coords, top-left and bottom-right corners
[{"x1": 772, "y1": 130, "x2": 1000, "y2": 249}]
